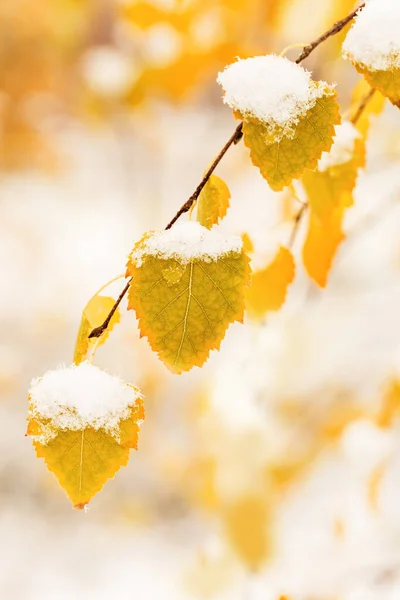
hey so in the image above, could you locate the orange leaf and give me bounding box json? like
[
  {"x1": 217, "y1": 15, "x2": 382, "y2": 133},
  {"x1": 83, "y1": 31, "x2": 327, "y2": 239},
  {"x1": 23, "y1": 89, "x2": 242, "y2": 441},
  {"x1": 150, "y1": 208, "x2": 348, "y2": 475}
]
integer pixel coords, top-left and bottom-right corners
[{"x1": 246, "y1": 247, "x2": 295, "y2": 317}]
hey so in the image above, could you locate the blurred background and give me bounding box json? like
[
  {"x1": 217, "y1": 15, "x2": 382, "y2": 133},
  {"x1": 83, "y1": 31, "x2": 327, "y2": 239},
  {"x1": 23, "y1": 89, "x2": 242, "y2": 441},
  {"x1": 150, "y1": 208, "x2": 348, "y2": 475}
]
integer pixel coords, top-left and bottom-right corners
[{"x1": 3, "y1": 0, "x2": 400, "y2": 598}]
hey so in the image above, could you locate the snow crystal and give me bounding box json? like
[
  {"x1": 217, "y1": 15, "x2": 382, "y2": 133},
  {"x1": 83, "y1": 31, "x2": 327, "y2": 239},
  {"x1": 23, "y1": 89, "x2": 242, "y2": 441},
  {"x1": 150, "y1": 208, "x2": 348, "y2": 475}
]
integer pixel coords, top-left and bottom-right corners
[
  {"x1": 217, "y1": 55, "x2": 334, "y2": 140},
  {"x1": 318, "y1": 121, "x2": 361, "y2": 171},
  {"x1": 28, "y1": 362, "x2": 143, "y2": 443},
  {"x1": 342, "y1": 0, "x2": 400, "y2": 71},
  {"x1": 130, "y1": 221, "x2": 243, "y2": 266}
]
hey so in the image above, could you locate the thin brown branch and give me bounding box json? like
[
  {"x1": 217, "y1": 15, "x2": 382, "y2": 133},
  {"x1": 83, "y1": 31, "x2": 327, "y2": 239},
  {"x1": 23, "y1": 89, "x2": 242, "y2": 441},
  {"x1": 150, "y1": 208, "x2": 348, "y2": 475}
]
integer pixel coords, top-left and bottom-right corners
[
  {"x1": 88, "y1": 3, "x2": 364, "y2": 340},
  {"x1": 88, "y1": 280, "x2": 131, "y2": 339},
  {"x1": 351, "y1": 88, "x2": 376, "y2": 125},
  {"x1": 295, "y1": 2, "x2": 365, "y2": 64},
  {"x1": 288, "y1": 204, "x2": 308, "y2": 249}
]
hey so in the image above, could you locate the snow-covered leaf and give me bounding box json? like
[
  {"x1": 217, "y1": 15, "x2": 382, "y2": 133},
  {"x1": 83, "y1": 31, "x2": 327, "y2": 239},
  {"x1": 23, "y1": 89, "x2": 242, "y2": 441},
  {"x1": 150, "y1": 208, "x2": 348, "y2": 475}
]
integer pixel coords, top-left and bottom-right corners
[
  {"x1": 343, "y1": 0, "x2": 400, "y2": 107},
  {"x1": 217, "y1": 55, "x2": 340, "y2": 191},
  {"x1": 126, "y1": 222, "x2": 250, "y2": 373},
  {"x1": 27, "y1": 363, "x2": 144, "y2": 509}
]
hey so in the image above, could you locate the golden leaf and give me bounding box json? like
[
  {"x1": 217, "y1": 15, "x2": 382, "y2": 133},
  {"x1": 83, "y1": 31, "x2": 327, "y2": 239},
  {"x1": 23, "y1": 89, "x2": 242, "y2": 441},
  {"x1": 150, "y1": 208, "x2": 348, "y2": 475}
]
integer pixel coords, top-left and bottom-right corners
[
  {"x1": 302, "y1": 122, "x2": 365, "y2": 287},
  {"x1": 223, "y1": 494, "x2": 270, "y2": 571},
  {"x1": 352, "y1": 63, "x2": 400, "y2": 108},
  {"x1": 73, "y1": 295, "x2": 121, "y2": 365},
  {"x1": 246, "y1": 246, "x2": 295, "y2": 317},
  {"x1": 27, "y1": 365, "x2": 144, "y2": 509},
  {"x1": 197, "y1": 174, "x2": 230, "y2": 229},
  {"x1": 126, "y1": 229, "x2": 250, "y2": 373},
  {"x1": 302, "y1": 204, "x2": 346, "y2": 288},
  {"x1": 31, "y1": 399, "x2": 144, "y2": 509},
  {"x1": 241, "y1": 86, "x2": 340, "y2": 191}
]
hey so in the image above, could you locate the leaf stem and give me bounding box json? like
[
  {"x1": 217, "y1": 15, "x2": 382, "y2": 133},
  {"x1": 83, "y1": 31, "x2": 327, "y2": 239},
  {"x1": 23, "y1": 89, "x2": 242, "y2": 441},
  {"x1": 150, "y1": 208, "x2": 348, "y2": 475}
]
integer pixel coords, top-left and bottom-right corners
[
  {"x1": 88, "y1": 2, "x2": 365, "y2": 340},
  {"x1": 351, "y1": 88, "x2": 376, "y2": 125},
  {"x1": 288, "y1": 204, "x2": 308, "y2": 249}
]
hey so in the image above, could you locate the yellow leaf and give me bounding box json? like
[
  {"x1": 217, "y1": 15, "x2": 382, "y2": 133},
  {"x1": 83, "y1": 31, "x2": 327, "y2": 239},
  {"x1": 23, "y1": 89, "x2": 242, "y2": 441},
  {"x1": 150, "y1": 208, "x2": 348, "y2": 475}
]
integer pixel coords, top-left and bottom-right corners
[
  {"x1": 351, "y1": 79, "x2": 386, "y2": 139},
  {"x1": 302, "y1": 202, "x2": 346, "y2": 288},
  {"x1": 302, "y1": 121, "x2": 365, "y2": 287},
  {"x1": 197, "y1": 174, "x2": 230, "y2": 229},
  {"x1": 241, "y1": 86, "x2": 340, "y2": 191},
  {"x1": 223, "y1": 494, "x2": 270, "y2": 571},
  {"x1": 352, "y1": 64, "x2": 400, "y2": 109},
  {"x1": 342, "y1": 1, "x2": 400, "y2": 108},
  {"x1": 27, "y1": 363, "x2": 144, "y2": 509},
  {"x1": 126, "y1": 223, "x2": 250, "y2": 373},
  {"x1": 246, "y1": 247, "x2": 295, "y2": 317},
  {"x1": 73, "y1": 295, "x2": 121, "y2": 365}
]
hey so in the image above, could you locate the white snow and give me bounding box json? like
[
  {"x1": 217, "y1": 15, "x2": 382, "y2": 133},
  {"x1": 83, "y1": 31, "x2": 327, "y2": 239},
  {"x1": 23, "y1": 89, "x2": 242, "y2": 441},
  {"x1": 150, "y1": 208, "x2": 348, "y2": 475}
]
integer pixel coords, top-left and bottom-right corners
[
  {"x1": 343, "y1": 0, "x2": 400, "y2": 71},
  {"x1": 217, "y1": 55, "x2": 334, "y2": 141},
  {"x1": 28, "y1": 362, "x2": 143, "y2": 443},
  {"x1": 318, "y1": 121, "x2": 361, "y2": 171},
  {"x1": 130, "y1": 221, "x2": 243, "y2": 266}
]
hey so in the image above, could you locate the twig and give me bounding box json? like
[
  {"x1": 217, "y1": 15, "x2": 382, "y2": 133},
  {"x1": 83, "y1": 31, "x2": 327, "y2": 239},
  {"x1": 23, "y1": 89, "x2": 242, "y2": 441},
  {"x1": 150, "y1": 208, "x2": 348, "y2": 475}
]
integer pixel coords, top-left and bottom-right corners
[
  {"x1": 295, "y1": 2, "x2": 365, "y2": 64},
  {"x1": 288, "y1": 204, "x2": 308, "y2": 249},
  {"x1": 88, "y1": 3, "x2": 364, "y2": 340},
  {"x1": 351, "y1": 88, "x2": 376, "y2": 125},
  {"x1": 89, "y1": 281, "x2": 131, "y2": 339},
  {"x1": 165, "y1": 123, "x2": 243, "y2": 230}
]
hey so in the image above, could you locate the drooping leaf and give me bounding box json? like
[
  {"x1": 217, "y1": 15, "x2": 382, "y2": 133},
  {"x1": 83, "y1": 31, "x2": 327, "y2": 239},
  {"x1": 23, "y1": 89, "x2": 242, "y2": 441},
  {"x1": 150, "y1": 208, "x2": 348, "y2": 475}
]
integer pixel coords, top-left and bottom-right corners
[
  {"x1": 197, "y1": 174, "x2": 230, "y2": 229},
  {"x1": 246, "y1": 247, "x2": 295, "y2": 318},
  {"x1": 73, "y1": 295, "x2": 121, "y2": 365},
  {"x1": 302, "y1": 121, "x2": 365, "y2": 287},
  {"x1": 352, "y1": 64, "x2": 400, "y2": 109},
  {"x1": 126, "y1": 224, "x2": 250, "y2": 373},
  {"x1": 27, "y1": 363, "x2": 144, "y2": 509},
  {"x1": 241, "y1": 87, "x2": 340, "y2": 191},
  {"x1": 302, "y1": 206, "x2": 346, "y2": 288}
]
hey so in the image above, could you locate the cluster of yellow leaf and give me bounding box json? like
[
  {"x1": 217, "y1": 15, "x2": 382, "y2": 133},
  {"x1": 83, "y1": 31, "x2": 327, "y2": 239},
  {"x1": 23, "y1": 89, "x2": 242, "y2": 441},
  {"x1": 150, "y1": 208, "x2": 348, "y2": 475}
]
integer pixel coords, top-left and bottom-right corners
[
  {"x1": 119, "y1": 0, "x2": 282, "y2": 102},
  {"x1": 126, "y1": 228, "x2": 251, "y2": 374},
  {"x1": 240, "y1": 84, "x2": 341, "y2": 192}
]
